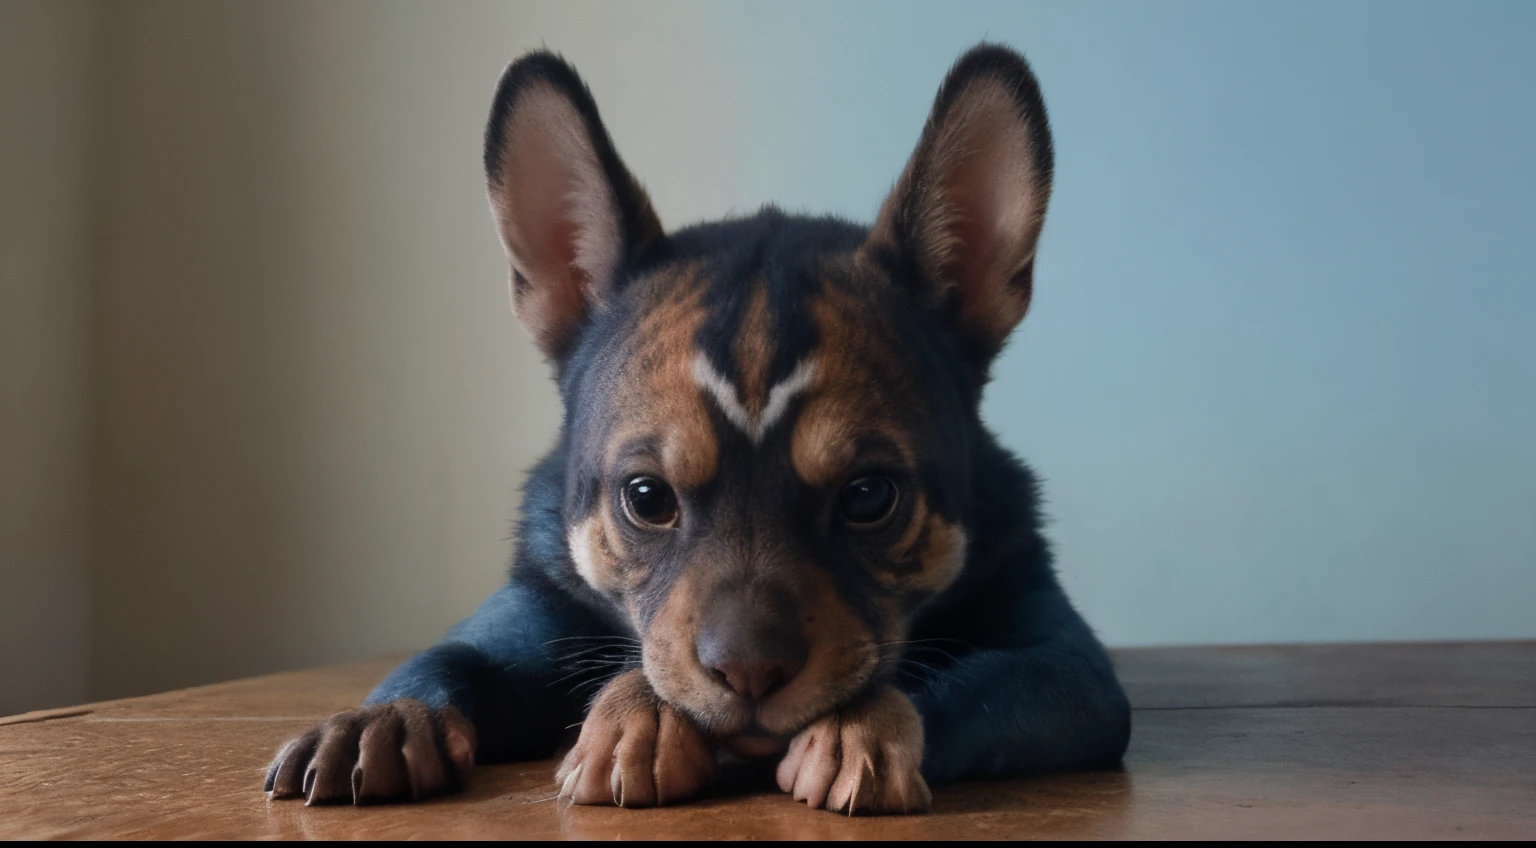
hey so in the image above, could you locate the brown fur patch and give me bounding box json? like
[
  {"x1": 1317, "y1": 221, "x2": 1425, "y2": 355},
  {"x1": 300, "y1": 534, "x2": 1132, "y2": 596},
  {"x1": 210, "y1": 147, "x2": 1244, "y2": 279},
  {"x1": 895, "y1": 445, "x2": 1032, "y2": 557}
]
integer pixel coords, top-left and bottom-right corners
[
  {"x1": 912, "y1": 517, "x2": 968, "y2": 596},
  {"x1": 790, "y1": 407, "x2": 861, "y2": 489},
  {"x1": 881, "y1": 504, "x2": 966, "y2": 597},
  {"x1": 791, "y1": 274, "x2": 916, "y2": 488},
  {"x1": 567, "y1": 265, "x2": 718, "y2": 597},
  {"x1": 732, "y1": 282, "x2": 773, "y2": 418},
  {"x1": 603, "y1": 266, "x2": 720, "y2": 490}
]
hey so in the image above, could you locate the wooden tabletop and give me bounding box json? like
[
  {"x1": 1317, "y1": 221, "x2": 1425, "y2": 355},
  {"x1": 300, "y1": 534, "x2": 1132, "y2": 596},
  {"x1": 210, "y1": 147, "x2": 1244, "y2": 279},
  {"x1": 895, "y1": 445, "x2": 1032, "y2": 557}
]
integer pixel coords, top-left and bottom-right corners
[{"x1": 2, "y1": 642, "x2": 1532, "y2": 839}]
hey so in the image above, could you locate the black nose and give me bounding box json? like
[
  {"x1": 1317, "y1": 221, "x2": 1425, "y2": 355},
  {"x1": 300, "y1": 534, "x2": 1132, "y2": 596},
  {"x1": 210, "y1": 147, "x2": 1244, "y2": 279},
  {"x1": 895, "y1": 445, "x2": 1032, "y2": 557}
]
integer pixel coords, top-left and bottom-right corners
[{"x1": 696, "y1": 606, "x2": 808, "y2": 702}]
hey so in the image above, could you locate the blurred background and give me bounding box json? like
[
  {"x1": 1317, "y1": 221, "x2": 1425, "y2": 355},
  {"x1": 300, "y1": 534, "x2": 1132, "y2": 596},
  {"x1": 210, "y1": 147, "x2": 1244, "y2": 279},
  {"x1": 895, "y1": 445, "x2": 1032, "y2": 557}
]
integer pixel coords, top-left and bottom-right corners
[{"x1": 3, "y1": 0, "x2": 1533, "y2": 717}]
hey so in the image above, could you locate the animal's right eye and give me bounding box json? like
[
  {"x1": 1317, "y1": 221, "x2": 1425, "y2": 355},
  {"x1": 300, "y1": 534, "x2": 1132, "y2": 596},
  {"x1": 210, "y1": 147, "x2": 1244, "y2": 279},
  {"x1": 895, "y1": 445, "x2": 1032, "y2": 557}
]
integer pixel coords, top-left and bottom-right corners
[{"x1": 622, "y1": 476, "x2": 679, "y2": 528}]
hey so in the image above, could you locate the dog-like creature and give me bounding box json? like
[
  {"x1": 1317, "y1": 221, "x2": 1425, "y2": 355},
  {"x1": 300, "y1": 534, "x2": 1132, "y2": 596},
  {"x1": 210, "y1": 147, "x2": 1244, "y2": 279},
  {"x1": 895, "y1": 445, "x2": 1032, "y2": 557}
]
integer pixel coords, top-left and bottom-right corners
[{"x1": 265, "y1": 42, "x2": 1130, "y2": 815}]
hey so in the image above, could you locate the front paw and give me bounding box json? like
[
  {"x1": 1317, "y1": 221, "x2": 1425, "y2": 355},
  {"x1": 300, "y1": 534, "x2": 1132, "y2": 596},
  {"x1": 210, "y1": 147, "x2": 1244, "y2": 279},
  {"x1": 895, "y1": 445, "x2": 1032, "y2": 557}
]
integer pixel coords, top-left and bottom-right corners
[
  {"x1": 556, "y1": 669, "x2": 715, "y2": 807},
  {"x1": 775, "y1": 686, "x2": 932, "y2": 815},
  {"x1": 264, "y1": 699, "x2": 476, "y2": 805}
]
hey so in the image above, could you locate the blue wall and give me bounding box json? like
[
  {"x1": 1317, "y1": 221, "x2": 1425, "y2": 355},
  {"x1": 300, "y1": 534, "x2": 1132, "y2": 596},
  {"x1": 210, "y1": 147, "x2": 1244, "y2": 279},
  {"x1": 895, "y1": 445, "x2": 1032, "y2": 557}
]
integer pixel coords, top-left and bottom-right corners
[{"x1": 716, "y1": 1, "x2": 1536, "y2": 644}]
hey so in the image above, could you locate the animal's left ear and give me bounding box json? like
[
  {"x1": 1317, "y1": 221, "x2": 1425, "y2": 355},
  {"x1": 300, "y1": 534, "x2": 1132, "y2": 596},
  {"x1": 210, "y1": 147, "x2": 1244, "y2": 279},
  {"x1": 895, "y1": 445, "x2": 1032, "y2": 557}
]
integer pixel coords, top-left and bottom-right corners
[{"x1": 864, "y1": 44, "x2": 1054, "y2": 362}]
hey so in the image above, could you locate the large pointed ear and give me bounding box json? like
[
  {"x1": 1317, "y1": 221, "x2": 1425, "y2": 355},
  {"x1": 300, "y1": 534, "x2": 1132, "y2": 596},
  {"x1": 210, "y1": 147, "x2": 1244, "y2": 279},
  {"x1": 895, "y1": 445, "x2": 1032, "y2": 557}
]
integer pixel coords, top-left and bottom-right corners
[
  {"x1": 864, "y1": 44, "x2": 1054, "y2": 362},
  {"x1": 484, "y1": 52, "x2": 664, "y2": 359}
]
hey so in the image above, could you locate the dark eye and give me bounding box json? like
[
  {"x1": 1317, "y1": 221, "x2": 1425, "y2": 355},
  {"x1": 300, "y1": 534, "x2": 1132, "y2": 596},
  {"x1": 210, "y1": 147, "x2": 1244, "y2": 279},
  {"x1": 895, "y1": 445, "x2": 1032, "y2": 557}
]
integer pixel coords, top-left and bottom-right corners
[
  {"x1": 838, "y1": 476, "x2": 898, "y2": 527},
  {"x1": 622, "y1": 476, "x2": 679, "y2": 528}
]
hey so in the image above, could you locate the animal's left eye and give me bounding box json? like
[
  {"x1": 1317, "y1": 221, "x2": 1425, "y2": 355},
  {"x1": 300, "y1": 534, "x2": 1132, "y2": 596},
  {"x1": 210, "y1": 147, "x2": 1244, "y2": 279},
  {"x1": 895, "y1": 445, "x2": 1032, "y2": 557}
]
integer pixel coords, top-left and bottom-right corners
[{"x1": 838, "y1": 476, "x2": 898, "y2": 527}]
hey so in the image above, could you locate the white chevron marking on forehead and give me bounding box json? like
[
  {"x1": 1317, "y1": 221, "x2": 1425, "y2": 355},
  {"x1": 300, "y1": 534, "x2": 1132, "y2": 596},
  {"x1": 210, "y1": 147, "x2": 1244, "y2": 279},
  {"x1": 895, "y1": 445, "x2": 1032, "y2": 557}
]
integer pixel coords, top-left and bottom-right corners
[{"x1": 691, "y1": 353, "x2": 818, "y2": 445}]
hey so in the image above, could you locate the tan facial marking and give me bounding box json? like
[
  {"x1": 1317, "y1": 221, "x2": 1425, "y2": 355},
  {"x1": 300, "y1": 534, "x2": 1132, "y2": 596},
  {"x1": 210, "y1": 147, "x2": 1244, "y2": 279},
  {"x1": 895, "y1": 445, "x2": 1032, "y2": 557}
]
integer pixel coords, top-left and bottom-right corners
[
  {"x1": 605, "y1": 266, "x2": 719, "y2": 489},
  {"x1": 786, "y1": 267, "x2": 966, "y2": 600},
  {"x1": 889, "y1": 497, "x2": 926, "y2": 552},
  {"x1": 790, "y1": 393, "x2": 913, "y2": 490},
  {"x1": 791, "y1": 402, "x2": 859, "y2": 488},
  {"x1": 753, "y1": 568, "x2": 879, "y2": 736},
  {"x1": 642, "y1": 567, "x2": 752, "y2": 736},
  {"x1": 573, "y1": 268, "x2": 720, "y2": 598},
  {"x1": 566, "y1": 517, "x2": 607, "y2": 591},
  {"x1": 882, "y1": 498, "x2": 967, "y2": 596},
  {"x1": 734, "y1": 282, "x2": 773, "y2": 418},
  {"x1": 914, "y1": 518, "x2": 968, "y2": 596},
  {"x1": 566, "y1": 508, "x2": 631, "y2": 595},
  {"x1": 790, "y1": 275, "x2": 917, "y2": 487}
]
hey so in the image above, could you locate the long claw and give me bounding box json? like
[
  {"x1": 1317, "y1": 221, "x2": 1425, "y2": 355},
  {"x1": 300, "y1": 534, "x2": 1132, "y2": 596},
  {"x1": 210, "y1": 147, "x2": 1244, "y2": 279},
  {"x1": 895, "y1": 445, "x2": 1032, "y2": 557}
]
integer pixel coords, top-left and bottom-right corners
[{"x1": 559, "y1": 762, "x2": 583, "y2": 801}]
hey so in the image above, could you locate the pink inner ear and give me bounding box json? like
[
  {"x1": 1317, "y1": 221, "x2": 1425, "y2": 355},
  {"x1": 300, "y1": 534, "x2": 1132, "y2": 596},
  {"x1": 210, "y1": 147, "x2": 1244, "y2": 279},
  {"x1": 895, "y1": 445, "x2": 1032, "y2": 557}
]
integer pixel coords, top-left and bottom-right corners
[
  {"x1": 937, "y1": 81, "x2": 1044, "y2": 337},
  {"x1": 506, "y1": 120, "x2": 585, "y2": 290},
  {"x1": 489, "y1": 84, "x2": 623, "y2": 351}
]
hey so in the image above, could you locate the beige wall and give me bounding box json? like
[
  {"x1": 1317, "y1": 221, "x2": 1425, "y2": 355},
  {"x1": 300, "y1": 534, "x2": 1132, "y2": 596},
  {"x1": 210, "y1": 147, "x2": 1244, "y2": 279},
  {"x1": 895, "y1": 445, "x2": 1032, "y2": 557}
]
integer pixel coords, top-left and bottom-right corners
[
  {"x1": 84, "y1": 0, "x2": 751, "y2": 701},
  {"x1": 0, "y1": 0, "x2": 97, "y2": 715},
  {"x1": 2, "y1": 0, "x2": 753, "y2": 710}
]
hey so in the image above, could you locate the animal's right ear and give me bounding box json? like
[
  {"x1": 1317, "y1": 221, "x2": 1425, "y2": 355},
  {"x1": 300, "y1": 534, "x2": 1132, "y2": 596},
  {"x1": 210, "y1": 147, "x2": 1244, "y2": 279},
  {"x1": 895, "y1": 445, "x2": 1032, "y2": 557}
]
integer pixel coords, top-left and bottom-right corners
[{"x1": 484, "y1": 52, "x2": 664, "y2": 360}]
